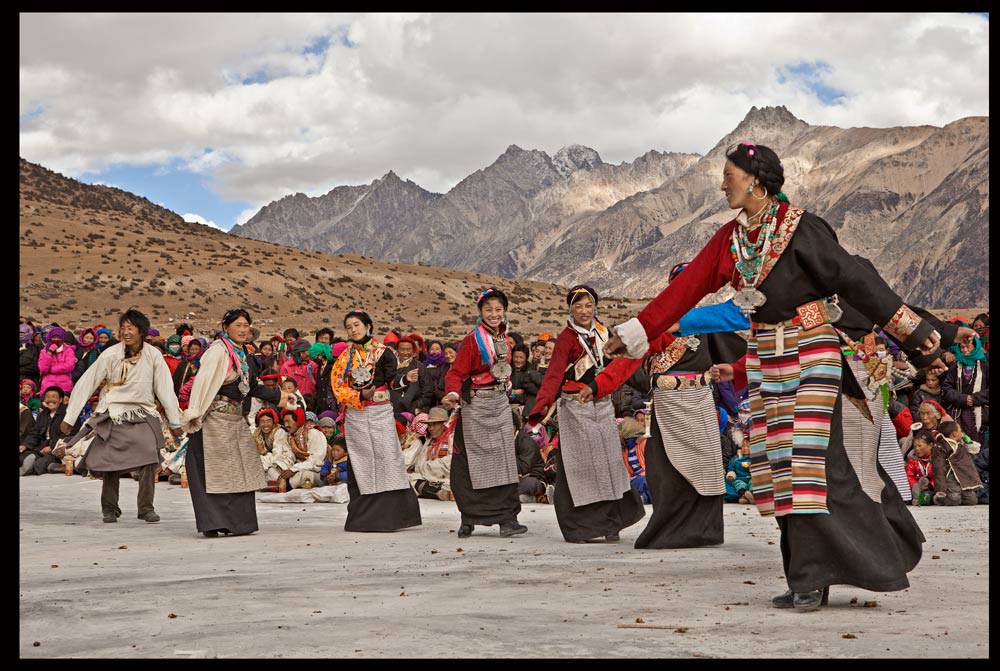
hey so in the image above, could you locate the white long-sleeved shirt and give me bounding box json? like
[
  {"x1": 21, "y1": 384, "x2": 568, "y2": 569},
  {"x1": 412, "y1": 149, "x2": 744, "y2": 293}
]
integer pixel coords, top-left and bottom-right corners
[
  {"x1": 284, "y1": 427, "x2": 327, "y2": 473},
  {"x1": 65, "y1": 343, "x2": 181, "y2": 428},
  {"x1": 258, "y1": 427, "x2": 293, "y2": 471}
]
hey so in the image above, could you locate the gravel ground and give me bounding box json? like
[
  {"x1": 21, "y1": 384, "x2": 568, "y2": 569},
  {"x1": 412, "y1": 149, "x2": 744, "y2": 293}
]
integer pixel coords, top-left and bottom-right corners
[{"x1": 19, "y1": 475, "x2": 989, "y2": 658}]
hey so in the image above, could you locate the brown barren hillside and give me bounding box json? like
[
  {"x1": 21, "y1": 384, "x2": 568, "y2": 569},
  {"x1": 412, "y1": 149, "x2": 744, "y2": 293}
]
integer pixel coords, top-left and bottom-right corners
[{"x1": 19, "y1": 159, "x2": 647, "y2": 340}]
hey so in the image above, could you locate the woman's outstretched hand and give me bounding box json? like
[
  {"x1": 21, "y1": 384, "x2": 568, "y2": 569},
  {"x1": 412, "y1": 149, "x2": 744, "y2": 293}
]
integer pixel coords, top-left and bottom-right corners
[{"x1": 603, "y1": 334, "x2": 627, "y2": 359}]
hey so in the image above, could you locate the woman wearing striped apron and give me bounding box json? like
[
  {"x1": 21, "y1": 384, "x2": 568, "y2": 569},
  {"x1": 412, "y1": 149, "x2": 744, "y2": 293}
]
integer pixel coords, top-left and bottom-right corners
[
  {"x1": 528, "y1": 285, "x2": 645, "y2": 543},
  {"x1": 442, "y1": 289, "x2": 526, "y2": 539},
  {"x1": 603, "y1": 141, "x2": 975, "y2": 612},
  {"x1": 180, "y1": 308, "x2": 291, "y2": 537},
  {"x1": 589, "y1": 266, "x2": 747, "y2": 549},
  {"x1": 331, "y1": 310, "x2": 421, "y2": 532}
]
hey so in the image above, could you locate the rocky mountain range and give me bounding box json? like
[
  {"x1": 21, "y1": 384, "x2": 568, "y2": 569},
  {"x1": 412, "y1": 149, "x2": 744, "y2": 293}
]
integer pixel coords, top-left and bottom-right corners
[
  {"x1": 231, "y1": 106, "x2": 989, "y2": 308},
  {"x1": 18, "y1": 158, "x2": 648, "y2": 339}
]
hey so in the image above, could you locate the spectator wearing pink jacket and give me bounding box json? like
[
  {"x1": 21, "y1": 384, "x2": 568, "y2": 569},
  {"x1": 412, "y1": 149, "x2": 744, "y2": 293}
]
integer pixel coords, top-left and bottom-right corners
[
  {"x1": 279, "y1": 338, "x2": 316, "y2": 397},
  {"x1": 37, "y1": 327, "x2": 76, "y2": 394}
]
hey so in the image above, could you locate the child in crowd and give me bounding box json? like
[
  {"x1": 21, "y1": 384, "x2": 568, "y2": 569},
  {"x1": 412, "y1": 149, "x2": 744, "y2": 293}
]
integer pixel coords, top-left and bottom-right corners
[
  {"x1": 280, "y1": 377, "x2": 307, "y2": 411},
  {"x1": 725, "y1": 438, "x2": 754, "y2": 504},
  {"x1": 906, "y1": 430, "x2": 936, "y2": 506},
  {"x1": 618, "y1": 418, "x2": 651, "y2": 504},
  {"x1": 320, "y1": 436, "x2": 349, "y2": 486},
  {"x1": 931, "y1": 421, "x2": 984, "y2": 505}
]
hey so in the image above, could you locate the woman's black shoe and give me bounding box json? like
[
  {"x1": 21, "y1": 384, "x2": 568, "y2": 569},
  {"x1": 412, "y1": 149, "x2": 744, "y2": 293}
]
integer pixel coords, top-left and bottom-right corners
[
  {"x1": 793, "y1": 590, "x2": 823, "y2": 611},
  {"x1": 499, "y1": 521, "x2": 527, "y2": 538},
  {"x1": 457, "y1": 525, "x2": 474, "y2": 538},
  {"x1": 202, "y1": 530, "x2": 219, "y2": 538},
  {"x1": 772, "y1": 590, "x2": 794, "y2": 608}
]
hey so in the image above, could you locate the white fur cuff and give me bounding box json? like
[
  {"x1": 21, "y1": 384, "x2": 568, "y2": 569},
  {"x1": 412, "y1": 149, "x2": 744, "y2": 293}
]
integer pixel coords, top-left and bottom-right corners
[{"x1": 615, "y1": 318, "x2": 650, "y2": 359}]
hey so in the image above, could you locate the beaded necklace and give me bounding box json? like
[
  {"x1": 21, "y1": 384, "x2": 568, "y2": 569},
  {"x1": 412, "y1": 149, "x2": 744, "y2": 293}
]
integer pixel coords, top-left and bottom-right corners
[{"x1": 731, "y1": 197, "x2": 780, "y2": 289}]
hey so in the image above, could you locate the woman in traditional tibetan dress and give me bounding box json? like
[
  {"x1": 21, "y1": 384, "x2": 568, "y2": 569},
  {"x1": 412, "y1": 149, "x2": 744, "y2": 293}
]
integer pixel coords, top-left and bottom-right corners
[
  {"x1": 180, "y1": 308, "x2": 290, "y2": 537},
  {"x1": 330, "y1": 309, "x2": 421, "y2": 532},
  {"x1": 587, "y1": 266, "x2": 747, "y2": 549},
  {"x1": 603, "y1": 141, "x2": 973, "y2": 611},
  {"x1": 442, "y1": 289, "x2": 527, "y2": 539},
  {"x1": 528, "y1": 285, "x2": 645, "y2": 543}
]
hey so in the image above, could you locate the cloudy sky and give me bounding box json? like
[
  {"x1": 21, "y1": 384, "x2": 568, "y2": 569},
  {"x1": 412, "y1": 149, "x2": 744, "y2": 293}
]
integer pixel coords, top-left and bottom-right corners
[{"x1": 20, "y1": 13, "x2": 989, "y2": 231}]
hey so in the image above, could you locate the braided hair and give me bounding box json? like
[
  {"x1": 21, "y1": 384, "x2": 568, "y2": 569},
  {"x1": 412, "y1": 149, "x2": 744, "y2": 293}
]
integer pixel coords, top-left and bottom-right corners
[{"x1": 725, "y1": 142, "x2": 786, "y2": 201}]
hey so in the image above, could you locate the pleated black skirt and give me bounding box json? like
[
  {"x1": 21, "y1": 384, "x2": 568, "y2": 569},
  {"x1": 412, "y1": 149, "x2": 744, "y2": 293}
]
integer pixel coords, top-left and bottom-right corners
[
  {"x1": 450, "y1": 418, "x2": 520, "y2": 527},
  {"x1": 553, "y1": 449, "x2": 645, "y2": 542},
  {"x1": 344, "y1": 461, "x2": 422, "y2": 532},
  {"x1": 185, "y1": 430, "x2": 258, "y2": 535},
  {"x1": 634, "y1": 407, "x2": 724, "y2": 549},
  {"x1": 776, "y1": 396, "x2": 924, "y2": 593}
]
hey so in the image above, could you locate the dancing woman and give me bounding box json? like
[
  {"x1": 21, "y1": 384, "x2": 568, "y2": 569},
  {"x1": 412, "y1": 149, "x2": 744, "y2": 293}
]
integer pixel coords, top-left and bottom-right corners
[
  {"x1": 442, "y1": 289, "x2": 527, "y2": 539},
  {"x1": 330, "y1": 309, "x2": 421, "y2": 532},
  {"x1": 528, "y1": 285, "x2": 645, "y2": 543},
  {"x1": 603, "y1": 141, "x2": 970, "y2": 611}
]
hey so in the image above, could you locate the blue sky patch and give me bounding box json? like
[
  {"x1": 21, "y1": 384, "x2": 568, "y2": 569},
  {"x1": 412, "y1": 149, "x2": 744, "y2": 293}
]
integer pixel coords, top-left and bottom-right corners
[
  {"x1": 20, "y1": 104, "x2": 46, "y2": 125},
  {"x1": 303, "y1": 34, "x2": 332, "y2": 55},
  {"x1": 78, "y1": 159, "x2": 251, "y2": 232},
  {"x1": 777, "y1": 61, "x2": 847, "y2": 105}
]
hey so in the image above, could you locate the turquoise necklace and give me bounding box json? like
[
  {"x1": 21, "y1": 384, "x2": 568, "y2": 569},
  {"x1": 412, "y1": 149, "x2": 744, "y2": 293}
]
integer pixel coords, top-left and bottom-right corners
[{"x1": 730, "y1": 197, "x2": 779, "y2": 316}]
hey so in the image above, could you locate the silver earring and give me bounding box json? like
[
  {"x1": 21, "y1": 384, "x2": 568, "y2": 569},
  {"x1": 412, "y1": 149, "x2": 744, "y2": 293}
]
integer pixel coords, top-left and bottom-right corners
[{"x1": 746, "y1": 183, "x2": 754, "y2": 194}]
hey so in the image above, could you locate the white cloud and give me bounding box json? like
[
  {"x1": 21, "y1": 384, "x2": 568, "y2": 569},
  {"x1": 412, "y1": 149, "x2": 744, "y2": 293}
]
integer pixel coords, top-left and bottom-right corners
[
  {"x1": 19, "y1": 13, "x2": 989, "y2": 206},
  {"x1": 182, "y1": 212, "x2": 222, "y2": 230},
  {"x1": 235, "y1": 205, "x2": 262, "y2": 227}
]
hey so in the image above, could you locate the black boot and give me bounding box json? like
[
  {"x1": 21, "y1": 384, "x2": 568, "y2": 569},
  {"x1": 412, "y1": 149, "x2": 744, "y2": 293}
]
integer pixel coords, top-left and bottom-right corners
[
  {"x1": 772, "y1": 590, "x2": 794, "y2": 608},
  {"x1": 499, "y1": 519, "x2": 527, "y2": 538},
  {"x1": 457, "y1": 524, "x2": 474, "y2": 538},
  {"x1": 793, "y1": 590, "x2": 823, "y2": 611}
]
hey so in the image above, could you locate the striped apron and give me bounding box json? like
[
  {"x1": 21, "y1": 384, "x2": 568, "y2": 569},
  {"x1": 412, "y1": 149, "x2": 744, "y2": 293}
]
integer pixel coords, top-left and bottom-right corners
[
  {"x1": 652, "y1": 384, "x2": 725, "y2": 496},
  {"x1": 841, "y1": 355, "x2": 886, "y2": 503},
  {"x1": 344, "y1": 403, "x2": 411, "y2": 495},
  {"x1": 556, "y1": 395, "x2": 632, "y2": 506},
  {"x1": 201, "y1": 404, "x2": 267, "y2": 494},
  {"x1": 747, "y1": 323, "x2": 842, "y2": 516},
  {"x1": 459, "y1": 392, "x2": 519, "y2": 490}
]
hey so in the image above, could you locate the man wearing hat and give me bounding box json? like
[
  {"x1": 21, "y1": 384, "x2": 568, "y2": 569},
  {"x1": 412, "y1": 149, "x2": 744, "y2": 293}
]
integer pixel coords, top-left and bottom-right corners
[{"x1": 402, "y1": 407, "x2": 454, "y2": 501}]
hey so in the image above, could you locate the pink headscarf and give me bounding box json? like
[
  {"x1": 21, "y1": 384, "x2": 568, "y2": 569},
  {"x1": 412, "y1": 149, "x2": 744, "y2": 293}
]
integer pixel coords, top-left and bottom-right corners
[
  {"x1": 331, "y1": 341, "x2": 349, "y2": 359},
  {"x1": 409, "y1": 413, "x2": 429, "y2": 437}
]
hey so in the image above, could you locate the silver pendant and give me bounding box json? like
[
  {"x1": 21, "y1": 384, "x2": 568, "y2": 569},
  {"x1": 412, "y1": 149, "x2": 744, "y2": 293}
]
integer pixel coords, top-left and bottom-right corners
[
  {"x1": 733, "y1": 287, "x2": 767, "y2": 317},
  {"x1": 491, "y1": 361, "x2": 512, "y2": 380},
  {"x1": 238, "y1": 380, "x2": 250, "y2": 396},
  {"x1": 686, "y1": 335, "x2": 701, "y2": 351},
  {"x1": 826, "y1": 301, "x2": 843, "y2": 324},
  {"x1": 350, "y1": 366, "x2": 373, "y2": 388}
]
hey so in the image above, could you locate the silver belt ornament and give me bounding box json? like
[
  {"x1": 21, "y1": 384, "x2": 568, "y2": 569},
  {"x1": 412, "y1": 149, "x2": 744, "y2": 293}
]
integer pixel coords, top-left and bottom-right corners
[
  {"x1": 655, "y1": 372, "x2": 711, "y2": 391},
  {"x1": 826, "y1": 298, "x2": 844, "y2": 324},
  {"x1": 472, "y1": 387, "x2": 505, "y2": 399},
  {"x1": 734, "y1": 287, "x2": 767, "y2": 317}
]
